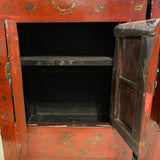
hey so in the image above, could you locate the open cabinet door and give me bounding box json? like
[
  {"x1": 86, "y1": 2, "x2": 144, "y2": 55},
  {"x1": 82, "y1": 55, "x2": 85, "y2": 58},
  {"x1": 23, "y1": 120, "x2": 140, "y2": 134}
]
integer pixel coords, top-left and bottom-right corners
[{"x1": 110, "y1": 19, "x2": 160, "y2": 157}]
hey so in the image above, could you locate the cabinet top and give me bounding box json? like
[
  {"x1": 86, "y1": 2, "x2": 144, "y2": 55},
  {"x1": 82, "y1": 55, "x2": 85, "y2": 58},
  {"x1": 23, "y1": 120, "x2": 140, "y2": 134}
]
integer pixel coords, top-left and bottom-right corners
[{"x1": 0, "y1": 0, "x2": 147, "y2": 22}]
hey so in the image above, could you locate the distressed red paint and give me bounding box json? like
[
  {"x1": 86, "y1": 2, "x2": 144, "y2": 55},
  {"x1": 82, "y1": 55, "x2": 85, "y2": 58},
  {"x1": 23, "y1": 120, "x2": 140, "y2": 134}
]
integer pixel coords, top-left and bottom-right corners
[
  {"x1": 151, "y1": 0, "x2": 160, "y2": 19},
  {"x1": 25, "y1": 125, "x2": 132, "y2": 159},
  {"x1": 0, "y1": 0, "x2": 147, "y2": 22},
  {"x1": 0, "y1": 1, "x2": 160, "y2": 160},
  {"x1": 0, "y1": 20, "x2": 19, "y2": 160}
]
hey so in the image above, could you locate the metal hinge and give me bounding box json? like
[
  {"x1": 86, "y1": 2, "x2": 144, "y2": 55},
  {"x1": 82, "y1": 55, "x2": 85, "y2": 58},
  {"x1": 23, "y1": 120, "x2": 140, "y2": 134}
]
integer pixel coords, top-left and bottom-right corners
[{"x1": 5, "y1": 62, "x2": 12, "y2": 88}]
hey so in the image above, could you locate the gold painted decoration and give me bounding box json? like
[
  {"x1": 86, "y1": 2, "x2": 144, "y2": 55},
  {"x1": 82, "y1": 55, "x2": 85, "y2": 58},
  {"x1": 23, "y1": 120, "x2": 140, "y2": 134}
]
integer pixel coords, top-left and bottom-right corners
[
  {"x1": 52, "y1": 1, "x2": 78, "y2": 15},
  {"x1": 132, "y1": 0, "x2": 145, "y2": 11},
  {"x1": 87, "y1": 134, "x2": 105, "y2": 147},
  {"x1": 1, "y1": 111, "x2": 8, "y2": 119},
  {"x1": 95, "y1": 1, "x2": 107, "y2": 12},
  {"x1": 24, "y1": 2, "x2": 37, "y2": 12},
  {"x1": 58, "y1": 131, "x2": 75, "y2": 151}
]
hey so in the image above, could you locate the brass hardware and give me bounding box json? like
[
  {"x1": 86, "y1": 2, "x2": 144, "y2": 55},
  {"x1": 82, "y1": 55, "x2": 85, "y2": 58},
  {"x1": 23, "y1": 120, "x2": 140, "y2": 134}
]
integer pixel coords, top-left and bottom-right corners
[
  {"x1": 95, "y1": 1, "x2": 107, "y2": 12},
  {"x1": 52, "y1": 1, "x2": 78, "y2": 15}
]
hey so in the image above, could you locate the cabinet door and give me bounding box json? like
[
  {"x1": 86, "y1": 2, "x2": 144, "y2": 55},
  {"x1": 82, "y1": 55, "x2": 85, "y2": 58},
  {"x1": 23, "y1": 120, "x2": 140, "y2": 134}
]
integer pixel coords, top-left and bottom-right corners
[{"x1": 110, "y1": 19, "x2": 160, "y2": 157}]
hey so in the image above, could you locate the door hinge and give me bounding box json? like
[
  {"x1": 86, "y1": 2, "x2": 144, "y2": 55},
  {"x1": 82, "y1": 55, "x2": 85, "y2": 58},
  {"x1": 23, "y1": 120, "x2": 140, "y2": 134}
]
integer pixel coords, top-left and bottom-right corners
[{"x1": 5, "y1": 62, "x2": 12, "y2": 88}]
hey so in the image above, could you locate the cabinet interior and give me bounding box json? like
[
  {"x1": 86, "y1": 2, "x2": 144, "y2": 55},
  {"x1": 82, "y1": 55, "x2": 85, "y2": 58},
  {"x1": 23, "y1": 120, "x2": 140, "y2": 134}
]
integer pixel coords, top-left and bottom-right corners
[{"x1": 17, "y1": 22, "x2": 117, "y2": 123}]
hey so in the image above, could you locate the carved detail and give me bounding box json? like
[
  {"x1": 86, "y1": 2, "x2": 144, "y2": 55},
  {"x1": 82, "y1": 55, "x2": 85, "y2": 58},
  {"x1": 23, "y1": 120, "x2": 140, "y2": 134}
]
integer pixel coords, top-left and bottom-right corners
[
  {"x1": 95, "y1": 1, "x2": 107, "y2": 12},
  {"x1": 52, "y1": 1, "x2": 78, "y2": 15},
  {"x1": 132, "y1": 0, "x2": 145, "y2": 11}
]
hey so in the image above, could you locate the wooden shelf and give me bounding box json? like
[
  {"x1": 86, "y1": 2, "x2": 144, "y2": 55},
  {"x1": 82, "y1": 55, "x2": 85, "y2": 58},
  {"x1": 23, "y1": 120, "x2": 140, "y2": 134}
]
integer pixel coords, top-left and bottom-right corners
[{"x1": 21, "y1": 56, "x2": 113, "y2": 66}]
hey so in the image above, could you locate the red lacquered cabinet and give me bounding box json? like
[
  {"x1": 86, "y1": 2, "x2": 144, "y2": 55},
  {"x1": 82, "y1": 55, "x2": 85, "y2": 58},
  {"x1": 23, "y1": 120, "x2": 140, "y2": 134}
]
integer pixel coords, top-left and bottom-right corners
[{"x1": 0, "y1": 1, "x2": 160, "y2": 160}]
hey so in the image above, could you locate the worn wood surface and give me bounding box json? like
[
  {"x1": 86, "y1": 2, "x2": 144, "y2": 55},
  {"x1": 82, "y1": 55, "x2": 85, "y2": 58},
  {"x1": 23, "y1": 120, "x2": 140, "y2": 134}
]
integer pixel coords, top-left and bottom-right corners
[
  {"x1": 0, "y1": 20, "x2": 19, "y2": 160},
  {"x1": 21, "y1": 56, "x2": 113, "y2": 66},
  {"x1": 5, "y1": 20, "x2": 28, "y2": 157},
  {"x1": 114, "y1": 19, "x2": 160, "y2": 36},
  {"x1": 110, "y1": 19, "x2": 160, "y2": 157},
  {"x1": 0, "y1": 0, "x2": 147, "y2": 22}
]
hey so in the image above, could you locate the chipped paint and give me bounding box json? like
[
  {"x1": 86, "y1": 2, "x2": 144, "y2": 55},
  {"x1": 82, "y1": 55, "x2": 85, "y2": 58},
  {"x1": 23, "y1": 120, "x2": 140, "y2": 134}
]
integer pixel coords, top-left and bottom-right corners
[
  {"x1": 95, "y1": 1, "x2": 107, "y2": 12},
  {"x1": 79, "y1": 148, "x2": 89, "y2": 155},
  {"x1": 1, "y1": 95, "x2": 7, "y2": 101},
  {"x1": 149, "y1": 121, "x2": 157, "y2": 128},
  {"x1": 44, "y1": 146, "x2": 49, "y2": 150},
  {"x1": 58, "y1": 131, "x2": 75, "y2": 151},
  {"x1": 32, "y1": 128, "x2": 40, "y2": 133},
  {"x1": 102, "y1": 152, "x2": 106, "y2": 155},
  {"x1": 123, "y1": 150, "x2": 127, "y2": 154},
  {"x1": 8, "y1": 150, "x2": 13, "y2": 155},
  {"x1": 52, "y1": 1, "x2": 78, "y2": 15},
  {"x1": 132, "y1": 0, "x2": 145, "y2": 11},
  {"x1": 56, "y1": 148, "x2": 63, "y2": 152},
  {"x1": 2, "y1": 111, "x2": 8, "y2": 119},
  {"x1": 24, "y1": 2, "x2": 37, "y2": 12},
  {"x1": 109, "y1": 143, "x2": 117, "y2": 149}
]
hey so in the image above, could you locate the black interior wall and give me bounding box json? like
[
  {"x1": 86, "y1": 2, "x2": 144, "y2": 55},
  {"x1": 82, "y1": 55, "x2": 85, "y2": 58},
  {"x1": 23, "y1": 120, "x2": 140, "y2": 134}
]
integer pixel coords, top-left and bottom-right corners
[
  {"x1": 22, "y1": 66, "x2": 112, "y2": 122},
  {"x1": 18, "y1": 23, "x2": 116, "y2": 57}
]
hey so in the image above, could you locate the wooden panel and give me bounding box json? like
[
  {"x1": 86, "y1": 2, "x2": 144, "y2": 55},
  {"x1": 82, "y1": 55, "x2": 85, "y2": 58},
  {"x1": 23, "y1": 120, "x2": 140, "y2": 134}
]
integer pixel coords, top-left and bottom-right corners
[
  {"x1": 120, "y1": 37, "x2": 140, "y2": 81},
  {"x1": 119, "y1": 84, "x2": 136, "y2": 130},
  {"x1": 0, "y1": 0, "x2": 146, "y2": 22},
  {"x1": 26, "y1": 125, "x2": 132, "y2": 159},
  {"x1": 5, "y1": 20, "x2": 28, "y2": 156},
  {"x1": 0, "y1": 21, "x2": 19, "y2": 160},
  {"x1": 110, "y1": 19, "x2": 160, "y2": 157}
]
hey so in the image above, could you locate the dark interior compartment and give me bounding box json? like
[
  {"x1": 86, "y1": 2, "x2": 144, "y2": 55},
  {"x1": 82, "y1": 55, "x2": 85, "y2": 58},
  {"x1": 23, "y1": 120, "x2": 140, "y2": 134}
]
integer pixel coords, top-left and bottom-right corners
[
  {"x1": 17, "y1": 22, "x2": 117, "y2": 123},
  {"x1": 17, "y1": 23, "x2": 116, "y2": 57},
  {"x1": 22, "y1": 66, "x2": 112, "y2": 122}
]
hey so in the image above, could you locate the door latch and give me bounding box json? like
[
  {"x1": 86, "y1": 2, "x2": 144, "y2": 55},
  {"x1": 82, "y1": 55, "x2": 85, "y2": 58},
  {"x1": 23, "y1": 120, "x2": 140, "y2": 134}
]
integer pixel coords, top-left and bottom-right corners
[{"x1": 5, "y1": 62, "x2": 12, "y2": 88}]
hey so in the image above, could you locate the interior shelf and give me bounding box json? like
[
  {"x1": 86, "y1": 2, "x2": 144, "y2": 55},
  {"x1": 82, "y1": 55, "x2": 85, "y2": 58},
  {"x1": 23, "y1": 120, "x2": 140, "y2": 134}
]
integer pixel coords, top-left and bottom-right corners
[{"x1": 21, "y1": 56, "x2": 113, "y2": 66}]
